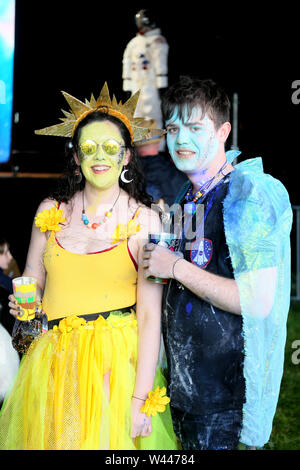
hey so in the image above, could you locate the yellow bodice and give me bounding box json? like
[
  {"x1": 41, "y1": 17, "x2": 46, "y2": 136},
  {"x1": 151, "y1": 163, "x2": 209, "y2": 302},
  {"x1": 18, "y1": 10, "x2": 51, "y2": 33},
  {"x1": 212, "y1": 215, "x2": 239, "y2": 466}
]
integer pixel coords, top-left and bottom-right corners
[{"x1": 42, "y1": 231, "x2": 138, "y2": 321}]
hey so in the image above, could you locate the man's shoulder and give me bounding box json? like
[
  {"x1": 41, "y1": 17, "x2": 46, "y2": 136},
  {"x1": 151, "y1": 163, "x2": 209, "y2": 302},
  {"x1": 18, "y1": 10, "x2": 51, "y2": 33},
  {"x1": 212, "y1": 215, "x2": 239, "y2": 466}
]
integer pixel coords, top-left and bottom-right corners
[
  {"x1": 224, "y1": 158, "x2": 292, "y2": 240},
  {"x1": 228, "y1": 158, "x2": 290, "y2": 210}
]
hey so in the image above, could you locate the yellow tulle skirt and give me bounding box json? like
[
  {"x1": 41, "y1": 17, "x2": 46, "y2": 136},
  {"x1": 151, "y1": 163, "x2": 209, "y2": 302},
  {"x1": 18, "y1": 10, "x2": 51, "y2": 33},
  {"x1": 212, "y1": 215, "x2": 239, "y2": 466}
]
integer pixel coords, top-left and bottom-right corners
[{"x1": 0, "y1": 311, "x2": 178, "y2": 450}]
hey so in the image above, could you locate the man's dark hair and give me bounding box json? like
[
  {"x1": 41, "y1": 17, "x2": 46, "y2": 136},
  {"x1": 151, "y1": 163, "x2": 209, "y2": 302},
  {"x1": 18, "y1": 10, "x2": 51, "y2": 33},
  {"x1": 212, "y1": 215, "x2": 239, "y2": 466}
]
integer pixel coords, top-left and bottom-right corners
[{"x1": 162, "y1": 76, "x2": 231, "y2": 130}]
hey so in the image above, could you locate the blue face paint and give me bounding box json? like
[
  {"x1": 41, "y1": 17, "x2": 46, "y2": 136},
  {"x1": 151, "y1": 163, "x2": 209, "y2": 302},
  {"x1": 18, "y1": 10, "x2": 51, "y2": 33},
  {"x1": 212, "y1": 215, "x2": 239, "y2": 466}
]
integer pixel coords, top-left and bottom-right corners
[{"x1": 166, "y1": 106, "x2": 219, "y2": 174}]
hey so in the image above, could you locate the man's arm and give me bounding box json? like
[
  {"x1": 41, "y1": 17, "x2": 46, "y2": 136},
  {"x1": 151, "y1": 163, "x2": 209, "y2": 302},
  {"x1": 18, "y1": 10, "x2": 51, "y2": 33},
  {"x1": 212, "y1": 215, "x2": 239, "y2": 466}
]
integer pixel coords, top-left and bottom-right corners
[
  {"x1": 142, "y1": 244, "x2": 241, "y2": 315},
  {"x1": 143, "y1": 243, "x2": 277, "y2": 318},
  {"x1": 172, "y1": 257, "x2": 242, "y2": 315}
]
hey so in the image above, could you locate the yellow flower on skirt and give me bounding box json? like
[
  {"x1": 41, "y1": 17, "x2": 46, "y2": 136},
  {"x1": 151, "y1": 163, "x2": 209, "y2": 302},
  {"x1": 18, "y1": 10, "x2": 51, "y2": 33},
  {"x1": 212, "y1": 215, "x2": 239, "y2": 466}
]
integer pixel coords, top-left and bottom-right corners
[
  {"x1": 35, "y1": 207, "x2": 66, "y2": 232},
  {"x1": 140, "y1": 386, "x2": 170, "y2": 417},
  {"x1": 53, "y1": 315, "x2": 87, "y2": 333}
]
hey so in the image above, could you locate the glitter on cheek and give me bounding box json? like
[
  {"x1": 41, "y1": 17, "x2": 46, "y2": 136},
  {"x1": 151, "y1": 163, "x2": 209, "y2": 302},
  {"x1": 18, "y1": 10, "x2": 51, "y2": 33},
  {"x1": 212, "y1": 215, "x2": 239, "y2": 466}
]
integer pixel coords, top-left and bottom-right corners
[
  {"x1": 206, "y1": 133, "x2": 219, "y2": 159},
  {"x1": 117, "y1": 148, "x2": 125, "y2": 167},
  {"x1": 194, "y1": 129, "x2": 218, "y2": 161},
  {"x1": 78, "y1": 149, "x2": 89, "y2": 161}
]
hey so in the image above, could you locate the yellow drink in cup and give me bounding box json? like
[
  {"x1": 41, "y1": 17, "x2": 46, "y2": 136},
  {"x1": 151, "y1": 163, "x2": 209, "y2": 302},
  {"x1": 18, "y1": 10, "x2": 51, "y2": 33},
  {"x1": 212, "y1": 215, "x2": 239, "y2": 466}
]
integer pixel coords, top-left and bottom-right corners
[{"x1": 12, "y1": 277, "x2": 37, "y2": 321}]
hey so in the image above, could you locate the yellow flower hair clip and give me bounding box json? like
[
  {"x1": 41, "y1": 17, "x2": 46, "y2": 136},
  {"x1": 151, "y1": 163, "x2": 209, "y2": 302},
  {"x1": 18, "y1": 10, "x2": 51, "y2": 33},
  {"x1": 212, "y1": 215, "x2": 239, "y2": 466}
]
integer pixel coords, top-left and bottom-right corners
[
  {"x1": 35, "y1": 206, "x2": 66, "y2": 232},
  {"x1": 139, "y1": 386, "x2": 170, "y2": 417}
]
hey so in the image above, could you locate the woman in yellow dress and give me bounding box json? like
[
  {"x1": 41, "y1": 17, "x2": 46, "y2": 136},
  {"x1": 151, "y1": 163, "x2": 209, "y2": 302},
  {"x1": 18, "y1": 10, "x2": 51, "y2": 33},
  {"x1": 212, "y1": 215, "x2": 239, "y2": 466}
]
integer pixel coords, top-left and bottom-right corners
[{"x1": 0, "y1": 84, "x2": 178, "y2": 450}]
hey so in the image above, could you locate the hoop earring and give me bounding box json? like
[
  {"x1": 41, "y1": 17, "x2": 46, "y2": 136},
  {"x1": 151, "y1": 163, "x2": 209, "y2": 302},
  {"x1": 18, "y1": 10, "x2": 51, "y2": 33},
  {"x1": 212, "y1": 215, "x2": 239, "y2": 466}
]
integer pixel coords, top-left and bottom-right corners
[
  {"x1": 120, "y1": 167, "x2": 133, "y2": 183},
  {"x1": 75, "y1": 166, "x2": 82, "y2": 184}
]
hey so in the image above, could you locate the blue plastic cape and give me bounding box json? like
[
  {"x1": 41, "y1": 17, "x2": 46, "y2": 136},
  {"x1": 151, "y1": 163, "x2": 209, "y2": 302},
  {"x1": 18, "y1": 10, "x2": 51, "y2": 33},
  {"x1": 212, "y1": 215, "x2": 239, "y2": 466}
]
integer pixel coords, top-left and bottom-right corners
[
  {"x1": 223, "y1": 152, "x2": 292, "y2": 446},
  {"x1": 172, "y1": 151, "x2": 293, "y2": 447}
]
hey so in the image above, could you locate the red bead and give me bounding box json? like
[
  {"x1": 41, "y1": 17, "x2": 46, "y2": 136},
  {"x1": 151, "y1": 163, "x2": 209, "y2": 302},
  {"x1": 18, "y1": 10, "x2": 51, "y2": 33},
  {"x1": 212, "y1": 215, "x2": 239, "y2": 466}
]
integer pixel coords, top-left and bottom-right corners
[{"x1": 92, "y1": 223, "x2": 100, "y2": 229}]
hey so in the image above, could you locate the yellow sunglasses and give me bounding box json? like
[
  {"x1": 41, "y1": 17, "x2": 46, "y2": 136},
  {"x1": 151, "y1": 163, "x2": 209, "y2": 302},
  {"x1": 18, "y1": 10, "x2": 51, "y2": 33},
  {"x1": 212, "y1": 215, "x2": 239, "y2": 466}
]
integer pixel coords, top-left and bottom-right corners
[{"x1": 79, "y1": 138, "x2": 126, "y2": 157}]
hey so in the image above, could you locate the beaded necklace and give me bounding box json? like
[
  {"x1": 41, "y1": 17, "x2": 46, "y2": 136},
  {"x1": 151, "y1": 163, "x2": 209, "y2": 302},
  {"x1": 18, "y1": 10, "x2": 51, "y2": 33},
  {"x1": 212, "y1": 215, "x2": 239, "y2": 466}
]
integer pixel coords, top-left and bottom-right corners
[
  {"x1": 184, "y1": 161, "x2": 228, "y2": 215},
  {"x1": 81, "y1": 188, "x2": 121, "y2": 229}
]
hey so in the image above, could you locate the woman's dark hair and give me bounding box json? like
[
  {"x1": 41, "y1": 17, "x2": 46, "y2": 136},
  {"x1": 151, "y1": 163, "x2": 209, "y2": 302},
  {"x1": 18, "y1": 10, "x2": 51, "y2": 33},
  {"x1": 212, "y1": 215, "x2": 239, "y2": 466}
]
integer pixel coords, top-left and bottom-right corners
[
  {"x1": 49, "y1": 111, "x2": 153, "y2": 207},
  {"x1": 162, "y1": 76, "x2": 231, "y2": 130}
]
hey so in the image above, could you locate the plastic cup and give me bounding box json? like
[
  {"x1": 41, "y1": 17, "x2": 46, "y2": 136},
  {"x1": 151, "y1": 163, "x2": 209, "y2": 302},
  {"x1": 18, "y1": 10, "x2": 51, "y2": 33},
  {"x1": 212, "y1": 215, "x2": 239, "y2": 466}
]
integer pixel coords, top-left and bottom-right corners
[
  {"x1": 12, "y1": 277, "x2": 37, "y2": 321},
  {"x1": 147, "y1": 233, "x2": 177, "y2": 284}
]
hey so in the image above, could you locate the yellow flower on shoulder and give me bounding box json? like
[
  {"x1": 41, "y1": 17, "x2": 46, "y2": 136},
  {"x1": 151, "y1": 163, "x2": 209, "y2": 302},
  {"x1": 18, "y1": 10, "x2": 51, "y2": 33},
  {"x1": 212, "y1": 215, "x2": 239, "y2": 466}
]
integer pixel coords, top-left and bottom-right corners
[
  {"x1": 112, "y1": 220, "x2": 141, "y2": 244},
  {"x1": 127, "y1": 219, "x2": 141, "y2": 237},
  {"x1": 112, "y1": 223, "x2": 127, "y2": 244},
  {"x1": 140, "y1": 386, "x2": 170, "y2": 417},
  {"x1": 35, "y1": 206, "x2": 66, "y2": 232}
]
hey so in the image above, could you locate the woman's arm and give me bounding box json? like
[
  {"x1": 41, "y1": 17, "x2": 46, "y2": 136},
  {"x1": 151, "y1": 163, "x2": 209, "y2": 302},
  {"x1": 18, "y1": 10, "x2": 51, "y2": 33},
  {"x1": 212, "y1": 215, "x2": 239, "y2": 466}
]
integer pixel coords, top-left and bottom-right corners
[
  {"x1": 130, "y1": 207, "x2": 163, "y2": 438},
  {"x1": 9, "y1": 199, "x2": 52, "y2": 316}
]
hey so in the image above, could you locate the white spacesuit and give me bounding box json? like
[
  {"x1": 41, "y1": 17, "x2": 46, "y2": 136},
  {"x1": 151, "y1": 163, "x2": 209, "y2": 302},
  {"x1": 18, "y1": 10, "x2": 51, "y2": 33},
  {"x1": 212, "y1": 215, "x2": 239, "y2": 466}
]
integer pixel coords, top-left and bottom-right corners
[{"x1": 122, "y1": 10, "x2": 169, "y2": 133}]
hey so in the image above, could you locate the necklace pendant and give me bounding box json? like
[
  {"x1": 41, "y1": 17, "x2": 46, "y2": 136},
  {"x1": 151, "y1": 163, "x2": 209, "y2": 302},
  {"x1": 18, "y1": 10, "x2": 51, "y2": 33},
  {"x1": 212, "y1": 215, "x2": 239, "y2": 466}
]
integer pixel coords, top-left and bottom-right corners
[
  {"x1": 81, "y1": 187, "x2": 120, "y2": 229},
  {"x1": 185, "y1": 201, "x2": 196, "y2": 215}
]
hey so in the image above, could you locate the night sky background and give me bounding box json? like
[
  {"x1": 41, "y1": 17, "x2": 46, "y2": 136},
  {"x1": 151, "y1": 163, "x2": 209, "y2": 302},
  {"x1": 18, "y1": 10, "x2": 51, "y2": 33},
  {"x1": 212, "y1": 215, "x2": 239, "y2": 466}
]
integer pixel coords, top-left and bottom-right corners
[{"x1": 1, "y1": 0, "x2": 299, "y2": 271}]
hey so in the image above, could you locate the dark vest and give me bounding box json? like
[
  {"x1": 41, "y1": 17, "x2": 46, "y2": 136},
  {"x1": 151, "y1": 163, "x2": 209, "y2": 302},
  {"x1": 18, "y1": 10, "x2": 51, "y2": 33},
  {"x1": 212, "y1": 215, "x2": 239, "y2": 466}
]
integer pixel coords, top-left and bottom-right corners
[{"x1": 162, "y1": 176, "x2": 246, "y2": 415}]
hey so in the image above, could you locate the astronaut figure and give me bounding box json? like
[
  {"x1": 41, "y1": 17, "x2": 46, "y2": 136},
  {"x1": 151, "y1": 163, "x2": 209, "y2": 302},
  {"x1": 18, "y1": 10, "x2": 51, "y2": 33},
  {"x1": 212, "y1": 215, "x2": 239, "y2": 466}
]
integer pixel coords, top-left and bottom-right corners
[{"x1": 122, "y1": 9, "x2": 169, "y2": 134}]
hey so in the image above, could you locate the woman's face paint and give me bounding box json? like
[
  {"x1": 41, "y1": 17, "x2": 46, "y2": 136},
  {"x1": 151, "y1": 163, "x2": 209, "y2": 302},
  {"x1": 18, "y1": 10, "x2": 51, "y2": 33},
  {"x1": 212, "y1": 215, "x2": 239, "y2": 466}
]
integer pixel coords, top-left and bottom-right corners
[
  {"x1": 165, "y1": 106, "x2": 220, "y2": 174},
  {"x1": 78, "y1": 121, "x2": 127, "y2": 189}
]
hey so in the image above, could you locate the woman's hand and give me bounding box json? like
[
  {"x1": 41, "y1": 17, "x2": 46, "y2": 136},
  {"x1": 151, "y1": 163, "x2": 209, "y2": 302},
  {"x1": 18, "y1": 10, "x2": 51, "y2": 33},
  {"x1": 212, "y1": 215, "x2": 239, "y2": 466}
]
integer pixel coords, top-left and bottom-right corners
[
  {"x1": 8, "y1": 295, "x2": 43, "y2": 319},
  {"x1": 8, "y1": 294, "x2": 22, "y2": 318},
  {"x1": 131, "y1": 397, "x2": 152, "y2": 439}
]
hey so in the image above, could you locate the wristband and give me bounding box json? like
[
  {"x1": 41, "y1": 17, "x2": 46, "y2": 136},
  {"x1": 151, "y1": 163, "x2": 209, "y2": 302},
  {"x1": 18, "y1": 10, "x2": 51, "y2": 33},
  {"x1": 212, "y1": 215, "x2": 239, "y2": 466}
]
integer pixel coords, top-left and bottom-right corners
[
  {"x1": 132, "y1": 395, "x2": 146, "y2": 402},
  {"x1": 172, "y1": 257, "x2": 183, "y2": 281}
]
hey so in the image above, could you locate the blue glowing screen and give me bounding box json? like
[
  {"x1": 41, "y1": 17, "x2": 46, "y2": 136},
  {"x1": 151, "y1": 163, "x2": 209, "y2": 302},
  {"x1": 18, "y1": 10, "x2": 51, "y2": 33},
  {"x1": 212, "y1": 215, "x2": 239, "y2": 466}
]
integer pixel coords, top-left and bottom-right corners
[{"x1": 0, "y1": 0, "x2": 15, "y2": 163}]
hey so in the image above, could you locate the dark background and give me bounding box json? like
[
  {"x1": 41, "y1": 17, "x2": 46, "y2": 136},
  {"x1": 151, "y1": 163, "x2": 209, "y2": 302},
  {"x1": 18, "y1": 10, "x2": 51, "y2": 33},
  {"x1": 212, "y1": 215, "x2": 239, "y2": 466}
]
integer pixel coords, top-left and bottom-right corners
[{"x1": 1, "y1": 1, "x2": 299, "y2": 271}]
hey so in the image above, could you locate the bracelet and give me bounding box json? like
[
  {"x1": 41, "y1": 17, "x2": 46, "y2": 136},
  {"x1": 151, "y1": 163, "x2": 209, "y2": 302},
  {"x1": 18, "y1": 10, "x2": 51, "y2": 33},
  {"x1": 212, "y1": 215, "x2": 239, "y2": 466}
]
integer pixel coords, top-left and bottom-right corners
[
  {"x1": 172, "y1": 257, "x2": 183, "y2": 281},
  {"x1": 132, "y1": 395, "x2": 146, "y2": 402}
]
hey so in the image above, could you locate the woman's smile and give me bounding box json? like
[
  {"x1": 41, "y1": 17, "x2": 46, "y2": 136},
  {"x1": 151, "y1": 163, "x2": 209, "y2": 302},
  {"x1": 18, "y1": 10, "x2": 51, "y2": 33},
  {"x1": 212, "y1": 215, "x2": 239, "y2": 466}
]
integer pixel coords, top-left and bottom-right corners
[{"x1": 90, "y1": 164, "x2": 111, "y2": 174}]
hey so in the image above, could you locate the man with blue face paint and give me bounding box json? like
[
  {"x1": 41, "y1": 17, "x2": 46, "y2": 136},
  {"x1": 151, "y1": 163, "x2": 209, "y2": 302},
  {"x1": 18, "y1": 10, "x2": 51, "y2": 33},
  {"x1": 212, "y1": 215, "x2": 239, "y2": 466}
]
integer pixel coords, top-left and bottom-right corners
[{"x1": 142, "y1": 76, "x2": 292, "y2": 450}]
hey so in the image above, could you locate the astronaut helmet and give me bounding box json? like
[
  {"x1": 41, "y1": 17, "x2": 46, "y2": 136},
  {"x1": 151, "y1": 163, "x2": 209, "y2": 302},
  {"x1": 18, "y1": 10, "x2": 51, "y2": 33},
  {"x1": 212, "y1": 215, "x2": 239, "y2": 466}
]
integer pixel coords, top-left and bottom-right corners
[{"x1": 135, "y1": 9, "x2": 157, "y2": 32}]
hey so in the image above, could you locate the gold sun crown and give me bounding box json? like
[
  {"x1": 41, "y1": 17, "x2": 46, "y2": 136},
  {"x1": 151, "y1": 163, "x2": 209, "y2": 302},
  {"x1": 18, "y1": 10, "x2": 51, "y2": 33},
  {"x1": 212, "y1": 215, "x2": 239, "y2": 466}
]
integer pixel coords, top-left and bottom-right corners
[{"x1": 34, "y1": 82, "x2": 166, "y2": 144}]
